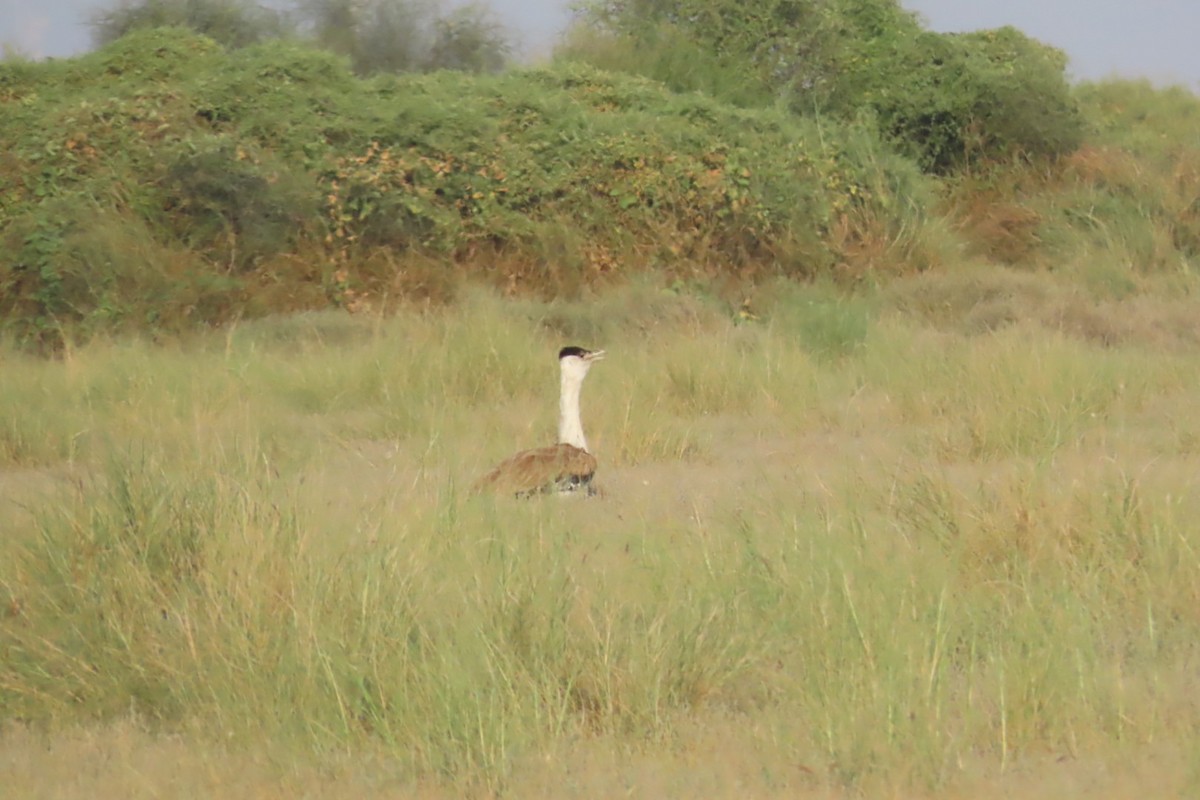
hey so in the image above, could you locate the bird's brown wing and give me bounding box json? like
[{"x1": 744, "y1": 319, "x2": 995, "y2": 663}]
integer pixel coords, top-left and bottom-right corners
[{"x1": 474, "y1": 443, "x2": 598, "y2": 496}]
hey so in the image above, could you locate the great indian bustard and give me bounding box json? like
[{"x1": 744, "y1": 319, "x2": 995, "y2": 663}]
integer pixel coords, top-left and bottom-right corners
[{"x1": 475, "y1": 346, "x2": 605, "y2": 497}]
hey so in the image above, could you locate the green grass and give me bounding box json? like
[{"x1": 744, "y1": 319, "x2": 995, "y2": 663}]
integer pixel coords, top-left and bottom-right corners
[{"x1": 2, "y1": 279, "x2": 1200, "y2": 797}]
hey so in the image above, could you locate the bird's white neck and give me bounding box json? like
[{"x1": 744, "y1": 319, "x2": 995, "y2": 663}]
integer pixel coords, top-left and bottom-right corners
[{"x1": 558, "y1": 369, "x2": 588, "y2": 452}]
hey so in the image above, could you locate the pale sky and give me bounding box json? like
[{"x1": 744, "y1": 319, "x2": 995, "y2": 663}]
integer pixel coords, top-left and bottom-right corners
[{"x1": 1, "y1": 0, "x2": 1198, "y2": 88}]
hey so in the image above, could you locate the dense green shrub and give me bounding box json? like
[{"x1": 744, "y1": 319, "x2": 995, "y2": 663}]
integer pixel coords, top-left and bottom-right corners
[
  {"x1": 0, "y1": 197, "x2": 243, "y2": 347},
  {"x1": 89, "y1": 0, "x2": 512, "y2": 75},
  {"x1": 572, "y1": 0, "x2": 1085, "y2": 172},
  {"x1": 555, "y1": 20, "x2": 775, "y2": 109},
  {"x1": 0, "y1": 27, "x2": 952, "y2": 344},
  {"x1": 91, "y1": 0, "x2": 292, "y2": 50},
  {"x1": 161, "y1": 141, "x2": 318, "y2": 271},
  {"x1": 851, "y1": 27, "x2": 1084, "y2": 173},
  {"x1": 1077, "y1": 79, "x2": 1200, "y2": 162}
]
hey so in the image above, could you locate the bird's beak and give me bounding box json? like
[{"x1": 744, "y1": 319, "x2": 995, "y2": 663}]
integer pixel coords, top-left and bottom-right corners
[{"x1": 586, "y1": 349, "x2": 606, "y2": 361}]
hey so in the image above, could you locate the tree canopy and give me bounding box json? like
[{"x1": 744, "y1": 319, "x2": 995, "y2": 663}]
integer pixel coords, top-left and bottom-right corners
[
  {"x1": 91, "y1": 0, "x2": 511, "y2": 75},
  {"x1": 572, "y1": 0, "x2": 1084, "y2": 171}
]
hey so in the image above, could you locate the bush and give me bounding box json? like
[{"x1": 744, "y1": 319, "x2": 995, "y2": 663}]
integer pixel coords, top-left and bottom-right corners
[
  {"x1": 0, "y1": 198, "x2": 243, "y2": 348},
  {"x1": 854, "y1": 27, "x2": 1084, "y2": 173},
  {"x1": 161, "y1": 141, "x2": 318, "y2": 271},
  {"x1": 91, "y1": 0, "x2": 292, "y2": 49},
  {"x1": 300, "y1": 0, "x2": 510, "y2": 75},
  {"x1": 572, "y1": 0, "x2": 1085, "y2": 172},
  {"x1": 426, "y1": 4, "x2": 509, "y2": 73},
  {"x1": 556, "y1": 21, "x2": 774, "y2": 109},
  {"x1": 0, "y1": 28, "x2": 953, "y2": 344},
  {"x1": 89, "y1": 0, "x2": 513, "y2": 75}
]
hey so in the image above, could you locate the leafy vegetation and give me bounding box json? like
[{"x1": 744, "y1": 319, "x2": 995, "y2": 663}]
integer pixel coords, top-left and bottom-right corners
[
  {"x1": 0, "y1": 1, "x2": 1196, "y2": 350},
  {"x1": 0, "y1": 26, "x2": 950, "y2": 348},
  {"x1": 91, "y1": 0, "x2": 510, "y2": 75},
  {"x1": 301, "y1": 0, "x2": 510, "y2": 76},
  {"x1": 92, "y1": 0, "x2": 292, "y2": 49},
  {"x1": 570, "y1": 0, "x2": 1085, "y2": 171}
]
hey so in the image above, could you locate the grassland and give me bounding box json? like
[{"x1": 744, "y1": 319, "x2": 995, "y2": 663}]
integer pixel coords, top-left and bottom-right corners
[
  {"x1": 3, "y1": 13, "x2": 1200, "y2": 797},
  {"x1": 3, "y1": 272, "x2": 1199, "y2": 798}
]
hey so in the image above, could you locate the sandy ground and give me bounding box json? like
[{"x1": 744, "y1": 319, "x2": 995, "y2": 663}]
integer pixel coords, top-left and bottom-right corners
[{"x1": 2, "y1": 716, "x2": 1191, "y2": 800}]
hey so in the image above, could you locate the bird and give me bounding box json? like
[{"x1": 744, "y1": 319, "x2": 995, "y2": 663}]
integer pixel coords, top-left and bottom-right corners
[{"x1": 475, "y1": 346, "x2": 606, "y2": 497}]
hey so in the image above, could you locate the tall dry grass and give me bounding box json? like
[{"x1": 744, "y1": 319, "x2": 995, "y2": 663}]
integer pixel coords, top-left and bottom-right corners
[{"x1": 2, "y1": 279, "x2": 1200, "y2": 797}]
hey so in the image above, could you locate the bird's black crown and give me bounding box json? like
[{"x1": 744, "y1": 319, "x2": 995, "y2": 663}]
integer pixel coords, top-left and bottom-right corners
[{"x1": 558, "y1": 346, "x2": 591, "y2": 359}]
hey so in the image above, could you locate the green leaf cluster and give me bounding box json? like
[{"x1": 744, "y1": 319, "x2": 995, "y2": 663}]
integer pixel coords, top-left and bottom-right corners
[
  {"x1": 0, "y1": 28, "x2": 947, "y2": 345},
  {"x1": 572, "y1": 0, "x2": 1085, "y2": 172}
]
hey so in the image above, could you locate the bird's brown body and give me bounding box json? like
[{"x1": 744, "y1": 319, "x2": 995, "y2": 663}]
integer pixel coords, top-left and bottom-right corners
[{"x1": 474, "y1": 442, "x2": 598, "y2": 497}]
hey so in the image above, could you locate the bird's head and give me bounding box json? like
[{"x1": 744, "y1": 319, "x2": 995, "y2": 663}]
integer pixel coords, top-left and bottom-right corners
[{"x1": 558, "y1": 346, "x2": 605, "y2": 381}]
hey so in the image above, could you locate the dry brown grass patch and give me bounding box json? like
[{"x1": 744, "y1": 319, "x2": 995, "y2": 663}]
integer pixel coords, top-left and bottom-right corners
[{"x1": 886, "y1": 266, "x2": 1200, "y2": 349}]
